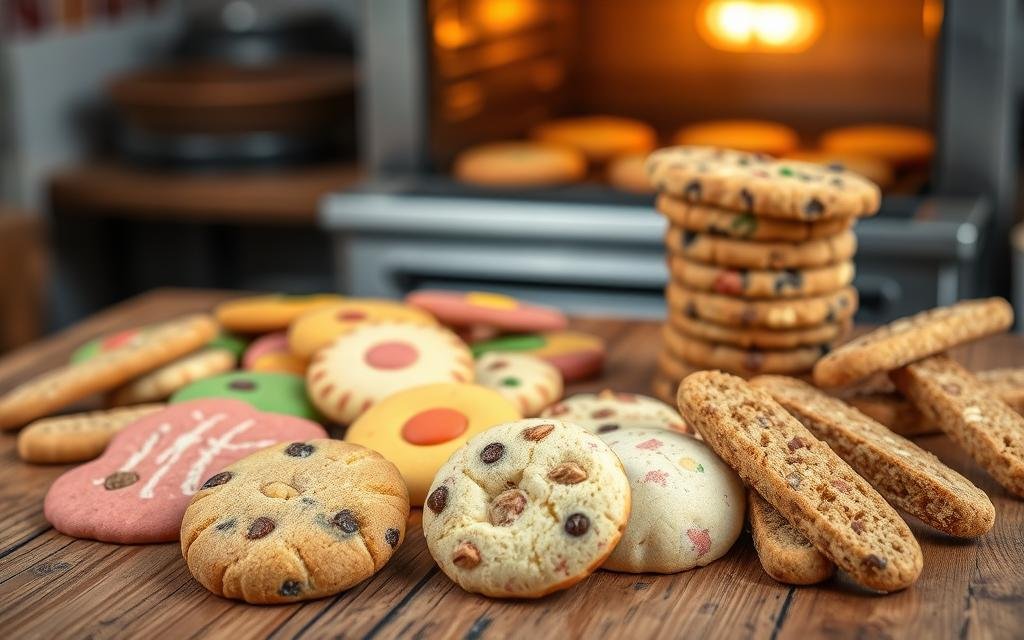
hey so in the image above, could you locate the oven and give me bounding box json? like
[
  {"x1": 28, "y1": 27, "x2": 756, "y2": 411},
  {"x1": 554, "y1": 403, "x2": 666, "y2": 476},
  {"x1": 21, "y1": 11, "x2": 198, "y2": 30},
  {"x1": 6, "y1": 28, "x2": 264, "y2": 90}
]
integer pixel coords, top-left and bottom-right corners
[{"x1": 322, "y1": 0, "x2": 1016, "y2": 321}]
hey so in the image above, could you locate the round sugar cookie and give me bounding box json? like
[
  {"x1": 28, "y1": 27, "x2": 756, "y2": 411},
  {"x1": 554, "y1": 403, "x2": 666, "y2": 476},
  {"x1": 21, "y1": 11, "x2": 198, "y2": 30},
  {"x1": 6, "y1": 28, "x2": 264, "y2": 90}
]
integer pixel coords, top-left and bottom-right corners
[
  {"x1": 307, "y1": 322, "x2": 474, "y2": 425},
  {"x1": 819, "y1": 124, "x2": 934, "y2": 167},
  {"x1": 288, "y1": 299, "x2": 438, "y2": 359},
  {"x1": 474, "y1": 353, "x2": 563, "y2": 417},
  {"x1": 180, "y1": 439, "x2": 410, "y2": 604},
  {"x1": 673, "y1": 119, "x2": 799, "y2": 156},
  {"x1": 542, "y1": 389, "x2": 687, "y2": 435},
  {"x1": 599, "y1": 428, "x2": 745, "y2": 573},
  {"x1": 405, "y1": 290, "x2": 567, "y2": 332},
  {"x1": 422, "y1": 418, "x2": 631, "y2": 598},
  {"x1": 607, "y1": 153, "x2": 656, "y2": 193},
  {"x1": 453, "y1": 142, "x2": 587, "y2": 188},
  {"x1": 530, "y1": 116, "x2": 656, "y2": 163},
  {"x1": 346, "y1": 383, "x2": 522, "y2": 504},
  {"x1": 243, "y1": 332, "x2": 308, "y2": 375},
  {"x1": 471, "y1": 331, "x2": 605, "y2": 382},
  {"x1": 171, "y1": 371, "x2": 321, "y2": 421},
  {"x1": 215, "y1": 294, "x2": 344, "y2": 334}
]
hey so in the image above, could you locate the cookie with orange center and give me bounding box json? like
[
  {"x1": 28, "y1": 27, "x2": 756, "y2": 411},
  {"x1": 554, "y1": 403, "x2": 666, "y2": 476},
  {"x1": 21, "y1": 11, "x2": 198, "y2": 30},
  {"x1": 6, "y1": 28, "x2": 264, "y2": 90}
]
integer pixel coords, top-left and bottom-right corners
[
  {"x1": 405, "y1": 290, "x2": 567, "y2": 333},
  {"x1": 471, "y1": 331, "x2": 605, "y2": 382},
  {"x1": 215, "y1": 294, "x2": 345, "y2": 334},
  {"x1": 474, "y1": 352, "x2": 563, "y2": 417},
  {"x1": 346, "y1": 383, "x2": 522, "y2": 504},
  {"x1": 307, "y1": 322, "x2": 475, "y2": 425},
  {"x1": 288, "y1": 299, "x2": 438, "y2": 359},
  {"x1": 542, "y1": 389, "x2": 689, "y2": 435},
  {"x1": 243, "y1": 332, "x2": 308, "y2": 375}
]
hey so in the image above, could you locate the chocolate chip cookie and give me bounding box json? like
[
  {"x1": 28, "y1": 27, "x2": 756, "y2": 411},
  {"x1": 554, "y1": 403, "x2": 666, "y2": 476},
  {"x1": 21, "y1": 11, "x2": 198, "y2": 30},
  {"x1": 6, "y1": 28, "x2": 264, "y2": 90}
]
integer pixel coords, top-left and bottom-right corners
[
  {"x1": 665, "y1": 227, "x2": 857, "y2": 271},
  {"x1": 663, "y1": 325, "x2": 828, "y2": 376},
  {"x1": 668, "y1": 255, "x2": 855, "y2": 299},
  {"x1": 657, "y1": 195, "x2": 854, "y2": 242},
  {"x1": 667, "y1": 284, "x2": 858, "y2": 329},
  {"x1": 670, "y1": 313, "x2": 851, "y2": 350}
]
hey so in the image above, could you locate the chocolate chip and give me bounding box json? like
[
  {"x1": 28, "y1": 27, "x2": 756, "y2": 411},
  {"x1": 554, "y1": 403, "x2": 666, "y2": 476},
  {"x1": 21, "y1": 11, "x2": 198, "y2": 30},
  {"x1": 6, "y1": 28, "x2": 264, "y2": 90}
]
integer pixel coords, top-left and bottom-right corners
[
  {"x1": 830, "y1": 177, "x2": 845, "y2": 187},
  {"x1": 804, "y1": 198, "x2": 825, "y2": 217},
  {"x1": 202, "y1": 471, "x2": 233, "y2": 489},
  {"x1": 744, "y1": 351, "x2": 764, "y2": 373},
  {"x1": 681, "y1": 229, "x2": 698, "y2": 247},
  {"x1": 385, "y1": 528, "x2": 400, "y2": 548},
  {"x1": 564, "y1": 513, "x2": 590, "y2": 537},
  {"x1": 686, "y1": 302, "x2": 699, "y2": 319},
  {"x1": 247, "y1": 517, "x2": 275, "y2": 539},
  {"x1": 596, "y1": 424, "x2": 620, "y2": 433},
  {"x1": 103, "y1": 470, "x2": 139, "y2": 491},
  {"x1": 825, "y1": 308, "x2": 837, "y2": 323},
  {"x1": 852, "y1": 519, "x2": 866, "y2": 534},
  {"x1": 827, "y1": 162, "x2": 845, "y2": 172},
  {"x1": 683, "y1": 179, "x2": 702, "y2": 202},
  {"x1": 215, "y1": 518, "x2": 236, "y2": 532},
  {"x1": 228, "y1": 379, "x2": 256, "y2": 391},
  {"x1": 774, "y1": 269, "x2": 803, "y2": 294},
  {"x1": 332, "y1": 509, "x2": 359, "y2": 534},
  {"x1": 285, "y1": 442, "x2": 315, "y2": 458},
  {"x1": 739, "y1": 188, "x2": 754, "y2": 212},
  {"x1": 426, "y1": 486, "x2": 449, "y2": 514},
  {"x1": 279, "y1": 580, "x2": 301, "y2": 597},
  {"x1": 480, "y1": 442, "x2": 505, "y2": 464},
  {"x1": 864, "y1": 554, "x2": 888, "y2": 569},
  {"x1": 820, "y1": 344, "x2": 831, "y2": 356},
  {"x1": 787, "y1": 437, "x2": 806, "y2": 452},
  {"x1": 522, "y1": 423, "x2": 555, "y2": 440}
]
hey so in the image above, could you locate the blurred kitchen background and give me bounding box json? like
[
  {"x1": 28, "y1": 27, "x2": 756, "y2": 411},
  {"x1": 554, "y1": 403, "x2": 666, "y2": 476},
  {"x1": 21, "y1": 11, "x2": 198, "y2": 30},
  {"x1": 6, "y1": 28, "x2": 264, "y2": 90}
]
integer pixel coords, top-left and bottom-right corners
[{"x1": 0, "y1": 0, "x2": 1019, "y2": 354}]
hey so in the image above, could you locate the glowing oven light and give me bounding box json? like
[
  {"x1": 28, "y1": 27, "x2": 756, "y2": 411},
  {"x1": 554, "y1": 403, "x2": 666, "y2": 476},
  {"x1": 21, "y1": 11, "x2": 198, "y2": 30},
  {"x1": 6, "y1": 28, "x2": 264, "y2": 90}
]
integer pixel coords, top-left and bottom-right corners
[{"x1": 698, "y1": 0, "x2": 823, "y2": 53}]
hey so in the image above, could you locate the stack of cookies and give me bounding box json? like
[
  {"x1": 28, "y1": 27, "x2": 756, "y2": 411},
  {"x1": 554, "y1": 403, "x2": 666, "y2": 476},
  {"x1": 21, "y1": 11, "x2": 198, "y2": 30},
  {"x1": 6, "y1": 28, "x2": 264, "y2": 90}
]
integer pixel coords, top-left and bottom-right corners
[{"x1": 644, "y1": 146, "x2": 881, "y2": 401}]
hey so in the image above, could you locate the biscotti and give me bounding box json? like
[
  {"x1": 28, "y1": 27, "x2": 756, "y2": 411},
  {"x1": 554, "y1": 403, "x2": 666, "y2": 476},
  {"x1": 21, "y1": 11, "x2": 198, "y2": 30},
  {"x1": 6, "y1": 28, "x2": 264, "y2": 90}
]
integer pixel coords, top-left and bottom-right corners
[{"x1": 747, "y1": 490, "x2": 835, "y2": 585}]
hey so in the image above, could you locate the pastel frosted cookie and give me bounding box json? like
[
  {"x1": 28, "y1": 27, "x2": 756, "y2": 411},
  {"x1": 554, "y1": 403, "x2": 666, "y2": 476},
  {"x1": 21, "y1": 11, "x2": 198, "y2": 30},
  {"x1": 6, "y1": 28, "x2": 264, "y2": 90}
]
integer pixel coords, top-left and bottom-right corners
[
  {"x1": 180, "y1": 439, "x2": 409, "y2": 604},
  {"x1": 471, "y1": 331, "x2": 605, "y2": 382},
  {"x1": 215, "y1": 294, "x2": 344, "y2": 334},
  {"x1": 542, "y1": 389, "x2": 687, "y2": 435},
  {"x1": 530, "y1": 115, "x2": 656, "y2": 163},
  {"x1": 110, "y1": 348, "x2": 237, "y2": 406},
  {"x1": 346, "y1": 383, "x2": 522, "y2": 504},
  {"x1": 474, "y1": 353, "x2": 563, "y2": 417},
  {"x1": 599, "y1": 428, "x2": 745, "y2": 573},
  {"x1": 17, "y1": 404, "x2": 165, "y2": 464},
  {"x1": 672, "y1": 120, "x2": 799, "y2": 156},
  {"x1": 288, "y1": 299, "x2": 438, "y2": 359},
  {"x1": 405, "y1": 290, "x2": 567, "y2": 332},
  {"x1": 243, "y1": 332, "x2": 307, "y2": 375},
  {"x1": 453, "y1": 142, "x2": 587, "y2": 187},
  {"x1": 171, "y1": 371, "x2": 321, "y2": 421},
  {"x1": 422, "y1": 418, "x2": 631, "y2": 598},
  {"x1": 308, "y1": 322, "x2": 474, "y2": 425},
  {"x1": 43, "y1": 399, "x2": 327, "y2": 543}
]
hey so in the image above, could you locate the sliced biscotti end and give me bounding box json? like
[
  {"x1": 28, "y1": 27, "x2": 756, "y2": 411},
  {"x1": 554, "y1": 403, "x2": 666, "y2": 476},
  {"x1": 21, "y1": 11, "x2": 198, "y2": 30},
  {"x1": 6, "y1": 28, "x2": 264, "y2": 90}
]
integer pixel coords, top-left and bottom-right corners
[
  {"x1": 813, "y1": 298, "x2": 1014, "y2": 388},
  {"x1": 751, "y1": 375, "x2": 995, "y2": 538},
  {"x1": 976, "y1": 367, "x2": 1024, "y2": 414},
  {"x1": 748, "y1": 490, "x2": 836, "y2": 585},
  {"x1": 677, "y1": 371, "x2": 923, "y2": 592},
  {"x1": 891, "y1": 355, "x2": 1024, "y2": 499}
]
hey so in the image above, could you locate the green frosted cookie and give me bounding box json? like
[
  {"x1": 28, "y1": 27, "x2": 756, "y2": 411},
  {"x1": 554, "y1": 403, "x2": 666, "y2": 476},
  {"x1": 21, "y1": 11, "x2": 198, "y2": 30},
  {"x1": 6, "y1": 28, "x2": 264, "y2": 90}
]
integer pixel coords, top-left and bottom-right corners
[{"x1": 170, "y1": 371, "x2": 321, "y2": 421}]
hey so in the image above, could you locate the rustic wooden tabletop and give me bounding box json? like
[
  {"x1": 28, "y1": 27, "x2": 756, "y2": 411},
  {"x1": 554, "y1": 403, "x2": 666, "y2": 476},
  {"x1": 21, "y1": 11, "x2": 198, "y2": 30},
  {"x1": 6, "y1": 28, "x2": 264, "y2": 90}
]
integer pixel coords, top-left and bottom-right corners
[{"x1": 0, "y1": 289, "x2": 1021, "y2": 640}]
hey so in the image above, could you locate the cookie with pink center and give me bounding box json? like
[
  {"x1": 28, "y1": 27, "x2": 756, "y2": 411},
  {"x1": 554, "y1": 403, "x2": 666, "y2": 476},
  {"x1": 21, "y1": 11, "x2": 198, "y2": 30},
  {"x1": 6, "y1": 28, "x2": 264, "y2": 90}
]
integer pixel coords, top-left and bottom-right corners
[
  {"x1": 242, "y1": 332, "x2": 308, "y2": 375},
  {"x1": 475, "y1": 352, "x2": 563, "y2": 417},
  {"x1": 406, "y1": 290, "x2": 567, "y2": 333},
  {"x1": 307, "y1": 322, "x2": 475, "y2": 425},
  {"x1": 43, "y1": 399, "x2": 327, "y2": 543},
  {"x1": 542, "y1": 389, "x2": 689, "y2": 435},
  {"x1": 471, "y1": 331, "x2": 606, "y2": 382},
  {"x1": 599, "y1": 428, "x2": 745, "y2": 573}
]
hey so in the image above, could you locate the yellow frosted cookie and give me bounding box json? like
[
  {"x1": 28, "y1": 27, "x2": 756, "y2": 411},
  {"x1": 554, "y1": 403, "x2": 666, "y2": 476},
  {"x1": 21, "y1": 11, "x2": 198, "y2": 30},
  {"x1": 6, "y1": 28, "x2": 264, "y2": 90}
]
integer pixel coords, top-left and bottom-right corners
[
  {"x1": 215, "y1": 294, "x2": 344, "y2": 334},
  {"x1": 288, "y1": 299, "x2": 438, "y2": 359}
]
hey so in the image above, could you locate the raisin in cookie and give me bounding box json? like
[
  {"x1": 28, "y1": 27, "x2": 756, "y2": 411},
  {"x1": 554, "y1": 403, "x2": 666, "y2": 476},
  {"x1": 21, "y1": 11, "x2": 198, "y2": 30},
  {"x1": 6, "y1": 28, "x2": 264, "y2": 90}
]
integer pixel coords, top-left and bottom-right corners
[
  {"x1": 181, "y1": 439, "x2": 410, "y2": 604},
  {"x1": 422, "y1": 418, "x2": 631, "y2": 598}
]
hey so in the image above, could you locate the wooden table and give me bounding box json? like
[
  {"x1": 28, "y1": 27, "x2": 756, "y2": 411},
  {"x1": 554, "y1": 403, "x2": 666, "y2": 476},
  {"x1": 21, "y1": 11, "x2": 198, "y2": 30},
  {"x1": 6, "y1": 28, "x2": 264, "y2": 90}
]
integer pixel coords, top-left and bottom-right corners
[{"x1": 0, "y1": 289, "x2": 1022, "y2": 640}]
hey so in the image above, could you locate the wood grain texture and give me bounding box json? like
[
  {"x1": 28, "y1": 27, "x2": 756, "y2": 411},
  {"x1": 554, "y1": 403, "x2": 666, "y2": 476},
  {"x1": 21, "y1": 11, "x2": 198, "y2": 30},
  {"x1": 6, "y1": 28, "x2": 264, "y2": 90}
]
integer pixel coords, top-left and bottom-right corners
[{"x1": 0, "y1": 290, "x2": 1022, "y2": 639}]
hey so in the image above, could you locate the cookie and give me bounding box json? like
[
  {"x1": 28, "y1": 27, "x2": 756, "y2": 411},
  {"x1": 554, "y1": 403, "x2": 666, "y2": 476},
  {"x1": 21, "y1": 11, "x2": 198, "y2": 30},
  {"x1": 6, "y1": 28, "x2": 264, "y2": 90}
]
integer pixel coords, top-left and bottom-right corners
[
  {"x1": 345, "y1": 383, "x2": 522, "y2": 504},
  {"x1": 607, "y1": 153, "x2": 655, "y2": 193},
  {"x1": 17, "y1": 404, "x2": 165, "y2": 464},
  {"x1": 405, "y1": 290, "x2": 567, "y2": 332},
  {"x1": 672, "y1": 120, "x2": 799, "y2": 156},
  {"x1": 172, "y1": 371, "x2": 321, "y2": 420},
  {"x1": 645, "y1": 146, "x2": 881, "y2": 221},
  {"x1": 819, "y1": 124, "x2": 934, "y2": 168},
  {"x1": 180, "y1": 439, "x2": 409, "y2": 604},
  {"x1": 752, "y1": 375, "x2": 995, "y2": 537},
  {"x1": 657, "y1": 195, "x2": 854, "y2": 243},
  {"x1": 663, "y1": 326, "x2": 827, "y2": 376},
  {"x1": 453, "y1": 141, "x2": 587, "y2": 187},
  {"x1": 474, "y1": 352, "x2": 563, "y2": 417},
  {"x1": 669, "y1": 255, "x2": 855, "y2": 299},
  {"x1": 973, "y1": 367, "x2": 1024, "y2": 414},
  {"x1": 470, "y1": 331, "x2": 605, "y2": 382},
  {"x1": 307, "y1": 322, "x2": 474, "y2": 425},
  {"x1": 656, "y1": 351, "x2": 705, "y2": 384},
  {"x1": 422, "y1": 418, "x2": 631, "y2": 598},
  {"x1": 677, "y1": 371, "x2": 923, "y2": 592},
  {"x1": 667, "y1": 284, "x2": 858, "y2": 329},
  {"x1": 665, "y1": 227, "x2": 857, "y2": 270},
  {"x1": 109, "y1": 348, "x2": 237, "y2": 406},
  {"x1": 891, "y1": 355, "x2": 1024, "y2": 498},
  {"x1": 215, "y1": 294, "x2": 344, "y2": 334},
  {"x1": 783, "y1": 150, "x2": 894, "y2": 188},
  {"x1": 747, "y1": 489, "x2": 835, "y2": 585},
  {"x1": 813, "y1": 298, "x2": 1014, "y2": 388},
  {"x1": 542, "y1": 389, "x2": 687, "y2": 435},
  {"x1": 844, "y1": 393, "x2": 937, "y2": 437},
  {"x1": 288, "y1": 299, "x2": 438, "y2": 359},
  {"x1": 671, "y1": 312, "x2": 851, "y2": 350},
  {"x1": 242, "y1": 331, "x2": 307, "y2": 375},
  {"x1": 73, "y1": 327, "x2": 245, "y2": 365},
  {"x1": 43, "y1": 399, "x2": 327, "y2": 543},
  {"x1": 651, "y1": 372, "x2": 681, "y2": 405},
  {"x1": 599, "y1": 428, "x2": 744, "y2": 573},
  {"x1": 0, "y1": 314, "x2": 218, "y2": 430},
  {"x1": 530, "y1": 116, "x2": 656, "y2": 163}
]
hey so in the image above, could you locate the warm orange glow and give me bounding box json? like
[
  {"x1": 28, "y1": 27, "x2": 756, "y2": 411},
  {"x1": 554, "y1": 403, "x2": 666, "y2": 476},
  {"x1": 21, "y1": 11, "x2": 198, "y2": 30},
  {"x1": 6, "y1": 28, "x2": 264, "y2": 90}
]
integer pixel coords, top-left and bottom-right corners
[
  {"x1": 923, "y1": 0, "x2": 943, "y2": 39},
  {"x1": 698, "y1": 0, "x2": 823, "y2": 53},
  {"x1": 434, "y1": 11, "x2": 475, "y2": 49},
  {"x1": 474, "y1": 0, "x2": 538, "y2": 34},
  {"x1": 443, "y1": 81, "x2": 485, "y2": 121}
]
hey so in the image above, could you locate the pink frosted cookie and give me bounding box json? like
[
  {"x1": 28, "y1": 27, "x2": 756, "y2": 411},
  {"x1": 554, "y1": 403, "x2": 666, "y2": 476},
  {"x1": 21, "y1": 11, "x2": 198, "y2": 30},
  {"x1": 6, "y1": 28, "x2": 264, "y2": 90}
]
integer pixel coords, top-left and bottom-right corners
[
  {"x1": 471, "y1": 331, "x2": 606, "y2": 382},
  {"x1": 242, "y1": 332, "x2": 307, "y2": 375},
  {"x1": 307, "y1": 322, "x2": 475, "y2": 425},
  {"x1": 475, "y1": 352, "x2": 563, "y2": 417},
  {"x1": 542, "y1": 389, "x2": 689, "y2": 435},
  {"x1": 43, "y1": 399, "x2": 326, "y2": 543},
  {"x1": 406, "y1": 290, "x2": 567, "y2": 332},
  {"x1": 600, "y1": 428, "x2": 745, "y2": 573}
]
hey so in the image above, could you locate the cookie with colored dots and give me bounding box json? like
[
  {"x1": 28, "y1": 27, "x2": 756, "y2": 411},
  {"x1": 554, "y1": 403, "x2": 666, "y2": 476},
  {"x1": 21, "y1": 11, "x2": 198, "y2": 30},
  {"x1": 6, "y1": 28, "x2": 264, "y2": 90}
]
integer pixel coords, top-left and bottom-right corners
[
  {"x1": 307, "y1": 322, "x2": 474, "y2": 425},
  {"x1": 471, "y1": 331, "x2": 605, "y2": 382},
  {"x1": 422, "y1": 418, "x2": 631, "y2": 598},
  {"x1": 669, "y1": 255, "x2": 855, "y2": 299},
  {"x1": 599, "y1": 428, "x2": 745, "y2": 573},
  {"x1": 542, "y1": 389, "x2": 687, "y2": 435},
  {"x1": 346, "y1": 383, "x2": 522, "y2": 504},
  {"x1": 243, "y1": 332, "x2": 308, "y2": 375},
  {"x1": 215, "y1": 294, "x2": 344, "y2": 334},
  {"x1": 474, "y1": 353, "x2": 563, "y2": 417},
  {"x1": 288, "y1": 299, "x2": 438, "y2": 359},
  {"x1": 171, "y1": 371, "x2": 321, "y2": 421},
  {"x1": 181, "y1": 439, "x2": 409, "y2": 604},
  {"x1": 405, "y1": 290, "x2": 567, "y2": 333},
  {"x1": 657, "y1": 195, "x2": 853, "y2": 243},
  {"x1": 665, "y1": 227, "x2": 857, "y2": 271},
  {"x1": 43, "y1": 399, "x2": 327, "y2": 543}
]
